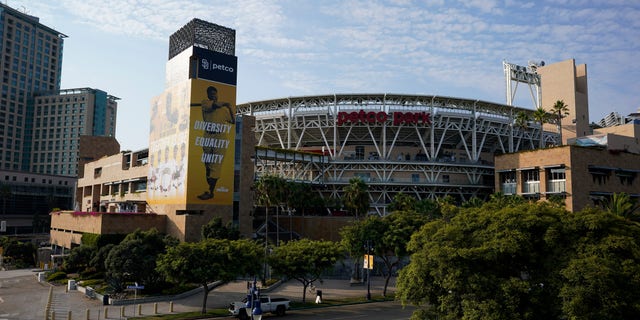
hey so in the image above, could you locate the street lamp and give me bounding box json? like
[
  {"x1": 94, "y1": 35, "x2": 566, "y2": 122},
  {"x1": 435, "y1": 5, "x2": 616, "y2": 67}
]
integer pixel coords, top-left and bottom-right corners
[{"x1": 246, "y1": 278, "x2": 263, "y2": 320}]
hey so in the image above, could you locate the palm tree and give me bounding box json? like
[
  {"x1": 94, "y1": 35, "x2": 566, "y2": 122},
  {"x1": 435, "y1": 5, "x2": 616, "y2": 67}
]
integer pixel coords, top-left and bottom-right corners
[
  {"x1": 605, "y1": 192, "x2": 639, "y2": 220},
  {"x1": 343, "y1": 177, "x2": 370, "y2": 219},
  {"x1": 550, "y1": 100, "x2": 570, "y2": 145},
  {"x1": 512, "y1": 111, "x2": 530, "y2": 151},
  {"x1": 254, "y1": 174, "x2": 286, "y2": 282},
  {"x1": 515, "y1": 111, "x2": 530, "y2": 129},
  {"x1": 532, "y1": 107, "x2": 550, "y2": 148}
]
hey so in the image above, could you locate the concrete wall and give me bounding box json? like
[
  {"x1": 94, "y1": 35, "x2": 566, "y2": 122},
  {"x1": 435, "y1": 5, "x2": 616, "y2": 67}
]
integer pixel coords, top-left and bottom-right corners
[
  {"x1": 50, "y1": 211, "x2": 166, "y2": 248},
  {"x1": 537, "y1": 59, "x2": 590, "y2": 143}
]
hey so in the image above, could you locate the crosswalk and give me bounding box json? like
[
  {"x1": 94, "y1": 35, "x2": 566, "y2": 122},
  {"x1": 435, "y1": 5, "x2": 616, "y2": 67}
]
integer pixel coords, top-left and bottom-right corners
[{"x1": 47, "y1": 292, "x2": 71, "y2": 319}]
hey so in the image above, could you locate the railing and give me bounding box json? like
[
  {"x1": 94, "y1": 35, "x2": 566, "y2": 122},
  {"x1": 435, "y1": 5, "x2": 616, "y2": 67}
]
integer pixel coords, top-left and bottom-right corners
[
  {"x1": 547, "y1": 180, "x2": 566, "y2": 193},
  {"x1": 522, "y1": 181, "x2": 540, "y2": 194},
  {"x1": 501, "y1": 183, "x2": 516, "y2": 195},
  {"x1": 334, "y1": 157, "x2": 494, "y2": 166}
]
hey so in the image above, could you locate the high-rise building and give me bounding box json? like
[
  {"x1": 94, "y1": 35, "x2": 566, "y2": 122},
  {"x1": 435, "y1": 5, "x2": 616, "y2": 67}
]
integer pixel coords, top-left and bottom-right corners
[
  {"x1": 0, "y1": 4, "x2": 118, "y2": 176},
  {"x1": 0, "y1": 4, "x2": 120, "y2": 234},
  {"x1": 30, "y1": 88, "x2": 119, "y2": 176},
  {"x1": 0, "y1": 3, "x2": 66, "y2": 171}
]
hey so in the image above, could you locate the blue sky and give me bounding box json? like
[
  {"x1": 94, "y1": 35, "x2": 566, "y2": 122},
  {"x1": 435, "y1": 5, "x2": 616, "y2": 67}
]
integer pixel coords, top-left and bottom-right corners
[{"x1": 9, "y1": 0, "x2": 640, "y2": 151}]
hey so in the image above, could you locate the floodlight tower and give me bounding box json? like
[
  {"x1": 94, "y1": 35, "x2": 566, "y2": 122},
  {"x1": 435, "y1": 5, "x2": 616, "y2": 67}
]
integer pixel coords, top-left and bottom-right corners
[
  {"x1": 503, "y1": 60, "x2": 544, "y2": 109},
  {"x1": 504, "y1": 60, "x2": 544, "y2": 152}
]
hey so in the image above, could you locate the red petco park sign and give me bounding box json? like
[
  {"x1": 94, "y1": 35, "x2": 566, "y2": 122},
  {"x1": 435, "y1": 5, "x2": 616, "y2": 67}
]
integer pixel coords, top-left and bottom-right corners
[{"x1": 337, "y1": 110, "x2": 431, "y2": 126}]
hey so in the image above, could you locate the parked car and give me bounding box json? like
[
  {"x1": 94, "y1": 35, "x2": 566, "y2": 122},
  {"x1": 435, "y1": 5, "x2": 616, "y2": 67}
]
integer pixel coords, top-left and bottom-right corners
[{"x1": 229, "y1": 295, "x2": 290, "y2": 318}]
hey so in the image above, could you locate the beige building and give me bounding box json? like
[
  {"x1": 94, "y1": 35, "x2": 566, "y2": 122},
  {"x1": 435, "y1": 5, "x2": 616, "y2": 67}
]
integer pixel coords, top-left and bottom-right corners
[
  {"x1": 495, "y1": 122, "x2": 640, "y2": 212},
  {"x1": 537, "y1": 59, "x2": 590, "y2": 144}
]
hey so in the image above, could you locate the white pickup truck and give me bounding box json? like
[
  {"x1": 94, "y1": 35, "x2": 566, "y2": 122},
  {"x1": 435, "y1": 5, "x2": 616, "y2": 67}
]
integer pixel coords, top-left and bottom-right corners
[{"x1": 229, "y1": 295, "x2": 291, "y2": 318}]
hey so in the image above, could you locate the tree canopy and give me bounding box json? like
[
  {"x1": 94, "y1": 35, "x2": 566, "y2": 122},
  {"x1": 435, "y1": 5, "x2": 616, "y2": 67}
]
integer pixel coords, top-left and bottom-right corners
[
  {"x1": 340, "y1": 208, "x2": 436, "y2": 297},
  {"x1": 342, "y1": 177, "x2": 370, "y2": 218},
  {"x1": 268, "y1": 239, "x2": 344, "y2": 302},
  {"x1": 201, "y1": 216, "x2": 240, "y2": 240},
  {"x1": 157, "y1": 238, "x2": 262, "y2": 314},
  {"x1": 397, "y1": 201, "x2": 640, "y2": 320},
  {"x1": 550, "y1": 99, "x2": 569, "y2": 145},
  {"x1": 104, "y1": 228, "x2": 176, "y2": 293}
]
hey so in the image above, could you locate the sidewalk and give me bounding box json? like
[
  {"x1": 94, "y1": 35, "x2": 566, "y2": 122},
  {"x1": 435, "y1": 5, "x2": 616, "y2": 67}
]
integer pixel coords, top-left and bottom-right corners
[{"x1": 49, "y1": 277, "x2": 396, "y2": 319}]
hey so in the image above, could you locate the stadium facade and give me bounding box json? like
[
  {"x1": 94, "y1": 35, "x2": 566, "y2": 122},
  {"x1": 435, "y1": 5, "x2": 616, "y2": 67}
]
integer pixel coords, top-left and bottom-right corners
[{"x1": 239, "y1": 94, "x2": 559, "y2": 215}]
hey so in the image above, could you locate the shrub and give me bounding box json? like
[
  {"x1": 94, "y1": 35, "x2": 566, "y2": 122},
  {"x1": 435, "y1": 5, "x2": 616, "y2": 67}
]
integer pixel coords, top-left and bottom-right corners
[{"x1": 46, "y1": 271, "x2": 67, "y2": 282}]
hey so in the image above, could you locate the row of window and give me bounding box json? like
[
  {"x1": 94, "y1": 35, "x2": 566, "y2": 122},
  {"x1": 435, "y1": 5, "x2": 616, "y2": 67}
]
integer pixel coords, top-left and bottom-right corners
[
  {"x1": 3, "y1": 174, "x2": 70, "y2": 185},
  {"x1": 5, "y1": 16, "x2": 59, "y2": 42},
  {"x1": 35, "y1": 102, "x2": 86, "y2": 115},
  {"x1": 500, "y1": 168, "x2": 566, "y2": 195},
  {"x1": 36, "y1": 95, "x2": 86, "y2": 104}
]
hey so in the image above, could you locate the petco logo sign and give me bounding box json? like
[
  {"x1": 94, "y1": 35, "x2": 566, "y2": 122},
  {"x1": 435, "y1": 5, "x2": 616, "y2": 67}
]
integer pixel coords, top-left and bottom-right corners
[
  {"x1": 337, "y1": 110, "x2": 431, "y2": 126},
  {"x1": 200, "y1": 59, "x2": 234, "y2": 73}
]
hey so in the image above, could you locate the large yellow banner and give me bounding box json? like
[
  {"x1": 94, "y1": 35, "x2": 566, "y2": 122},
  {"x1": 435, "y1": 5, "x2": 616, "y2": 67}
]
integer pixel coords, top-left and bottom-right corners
[{"x1": 187, "y1": 79, "x2": 236, "y2": 205}]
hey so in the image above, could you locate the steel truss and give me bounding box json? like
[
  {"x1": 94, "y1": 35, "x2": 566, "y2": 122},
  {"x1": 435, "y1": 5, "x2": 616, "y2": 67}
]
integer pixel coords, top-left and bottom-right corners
[{"x1": 242, "y1": 94, "x2": 558, "y2": 216}]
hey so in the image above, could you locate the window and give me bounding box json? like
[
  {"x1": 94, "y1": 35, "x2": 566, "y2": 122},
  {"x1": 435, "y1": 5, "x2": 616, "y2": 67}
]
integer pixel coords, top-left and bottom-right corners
[
  {"x1": 615, "y1": 169, "x2": 636, "y2": 186},
  {"x1": 500, "y1": 171, "x2": 517, "y2": 195},
  {"x1": 442, "y1": 175, "x2": 450, "y2": 183},
  {"x1": 521, "y1": 169, "x2": 540, "y2": 194},
  {"x1": 354, "y1": 172, "x2": 371, "y2": 182},
  {"x1": 546, "y1": 167, "x2": 566, "y2": 193},
  {"x1": 355, "y1": 146, "x2": 365, "y2": 160},
  {"x1": 588, "y1": 166, "x2": 611, "y2": 185}
]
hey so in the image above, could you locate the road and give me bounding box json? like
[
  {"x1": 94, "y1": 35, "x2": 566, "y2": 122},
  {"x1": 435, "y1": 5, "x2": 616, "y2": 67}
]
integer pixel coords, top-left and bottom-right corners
[
  {"x1": 1, "y1": 269, "x2": 415, "y2": 320},
  {"x1": 266, "y1": 301, "x2": 414, "y2": 319},
  {"x1": 0, "y1": 269, "x2": 51, "y2": 320}
]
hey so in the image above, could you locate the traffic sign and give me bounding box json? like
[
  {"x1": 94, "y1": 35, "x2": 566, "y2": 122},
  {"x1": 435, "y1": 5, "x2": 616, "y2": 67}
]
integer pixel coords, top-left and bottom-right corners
[{"x1": 126, "y1": 285, "x2": 144, "y2": 290}]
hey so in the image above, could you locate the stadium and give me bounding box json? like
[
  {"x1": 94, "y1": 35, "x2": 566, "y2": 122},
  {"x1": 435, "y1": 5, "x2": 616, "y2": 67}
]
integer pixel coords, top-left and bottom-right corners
[{"x1": 238, "y1": 93, "x2": 559, "y2": 216}]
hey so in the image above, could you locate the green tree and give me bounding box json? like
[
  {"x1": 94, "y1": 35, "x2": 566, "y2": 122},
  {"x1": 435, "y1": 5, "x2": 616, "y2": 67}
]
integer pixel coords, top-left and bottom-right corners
[
  {"x1": 559, "y1": 208, "x2": 640, "y2": 319},
  {"x1": 461, "y1": 196, "x2": 484, "y2": 208},
  {"x1": 550, "y1": 99, "x2": 569, "y2": 145},
  {"x1": 201, "y1": 217, "x2": 240, "y2": 240},
  {"x1": 63, "y1": 245, "x2": 96, "y2": 273},
  {"x1": 343, "y1": 177, "x2": 370, "y2": 218},
  {"x1": 0, "y1": 236, "x2": 36, "y2": 268},
  {"x1": 397, "y1": 201, "x2": 640, "y2": 320},
  {"x1": 514, "y1": 111, "x2": 530, "y2": 130},
  {"x1": 377, "y1": 212, "x2": 429, "y2": 296},
  {"x1": 397, "y1": 202, "x2": 567, "y2": 320},
  {"x1": 104, "y1": 228, "x2": 175, "y2": 293},
  {"x1": 89, "y1": 243, "x2": 114, "y2": 273},
  {"x1": 533, "y1": 107, "x2": 550, "y2": 148},
  {"x1": 339, "y1": 220, "x2": 367, "y2": 282},
  {"x1": 387, "y1": 192, "x2": 417, "y2": 212},
  {"x1": 268, "y1": 239, "x2": 343, "y2": 302},
  {"x1": 157, "y1": 239, "x2": 261, "y2": 314},
  {"x1": 414, "y1": 198, "x2": 442, "y2": 219},
  {"x1": 511, "y1": 111, "x2": 530, "y2": 151}
]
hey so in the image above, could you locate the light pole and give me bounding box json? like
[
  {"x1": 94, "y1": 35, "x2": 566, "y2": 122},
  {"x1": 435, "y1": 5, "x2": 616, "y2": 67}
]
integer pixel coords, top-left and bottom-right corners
[
  {"x1": 364, "y1": 240, "x2": 373, "y2": 300},
  {"x1": 245, "y1": 278, "x2": 263, "y2": 320}
]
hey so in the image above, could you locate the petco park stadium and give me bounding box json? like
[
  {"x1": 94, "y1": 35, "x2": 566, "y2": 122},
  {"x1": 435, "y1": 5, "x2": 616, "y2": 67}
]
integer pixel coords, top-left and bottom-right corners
[{"x1": 238, "y1": 94, "x2": 558, "y2": 215}]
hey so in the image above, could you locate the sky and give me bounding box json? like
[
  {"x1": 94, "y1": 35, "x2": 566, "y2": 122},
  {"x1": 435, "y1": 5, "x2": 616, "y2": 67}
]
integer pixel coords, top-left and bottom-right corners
[{"x1": 7, "y1": 0, "x2": 640, "y2": 151}]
